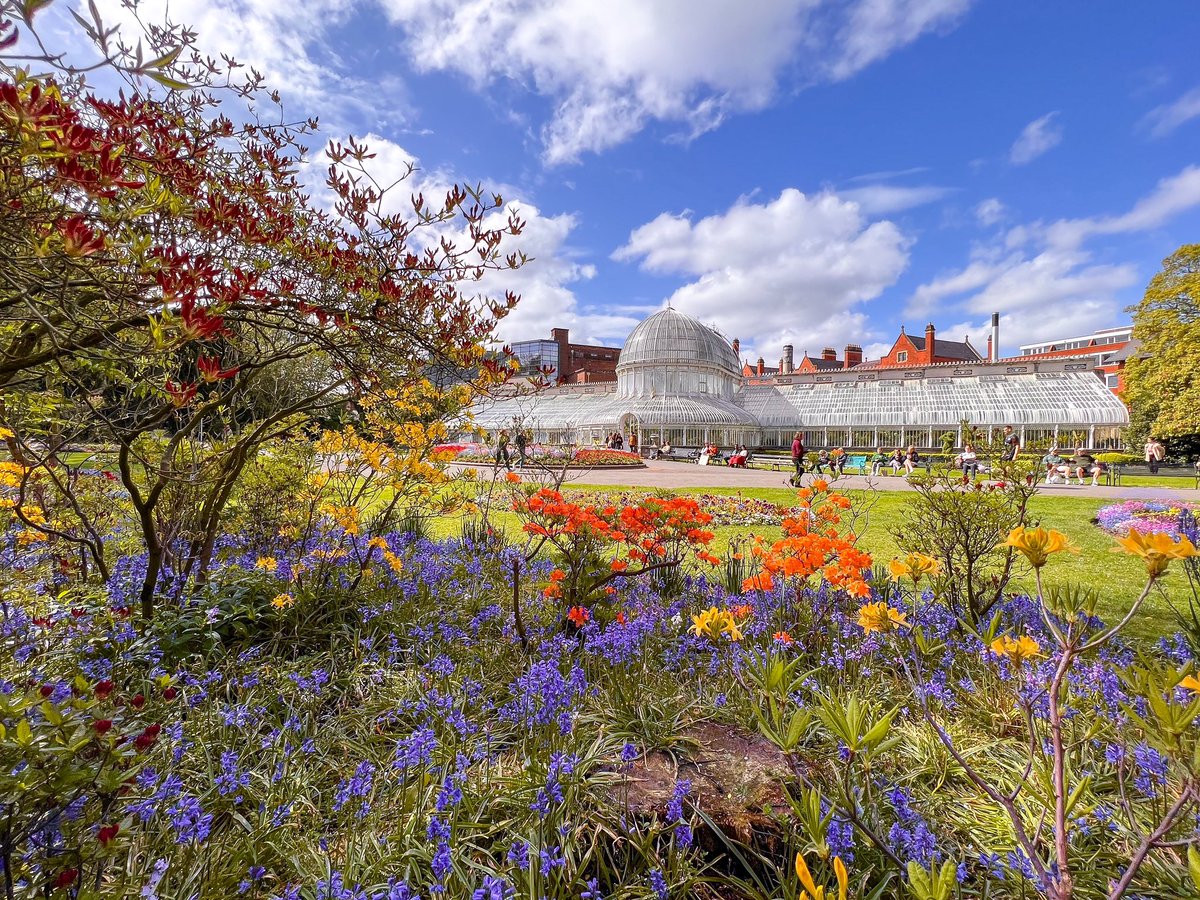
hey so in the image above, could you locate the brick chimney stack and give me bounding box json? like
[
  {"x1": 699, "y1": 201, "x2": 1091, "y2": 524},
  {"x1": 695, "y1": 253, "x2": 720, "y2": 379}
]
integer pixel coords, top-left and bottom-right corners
[
  {"x1": 986, "y1": 333, "x2": 993, "y2": 361},
  {"x1": 924, "y1": 323, "x2": 936, "y2": 363},
  {"x1": 844, "y1": 344, "x2": 863, "y2": 368},
  {"x1": 782, "y1": 344, "x2": 794, "y2": 374},
  {"x1": 551, "y1": 327, "x2": 570, "y2": 383},
  {"x1": 732, "y1": 337, "x2": 740, "y2": 356},
  {"x1": 756, "y1": 357, "x2": 765, "y2": 376},
  {"x1": 821, "y1": 347, "x2": 837, "y2": 362}
]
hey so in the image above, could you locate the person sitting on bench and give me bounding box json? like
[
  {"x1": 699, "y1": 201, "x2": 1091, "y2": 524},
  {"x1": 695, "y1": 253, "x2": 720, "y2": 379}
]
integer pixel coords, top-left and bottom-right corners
[
  {"x1": 1042, "y1": 447, "x2": 1068, "y2": 484},
  {"x1": 728, "y1": 444, "x2": 748, "y2": 467},
  {"x1": 870, "y1": 447, "x2": 888, "y2": 476},
  {"x1": 1071, "y1": 446, "x2": 1097, "y2": 486},
  {"x1": 960, "y1": 443, "x2": 980, "y2": 480}
]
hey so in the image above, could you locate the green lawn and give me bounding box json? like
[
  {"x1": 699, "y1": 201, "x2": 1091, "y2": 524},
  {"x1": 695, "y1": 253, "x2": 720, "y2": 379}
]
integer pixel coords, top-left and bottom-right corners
[{"x1": 452, "y1": 483, "x2": 1189, "y2": 643}]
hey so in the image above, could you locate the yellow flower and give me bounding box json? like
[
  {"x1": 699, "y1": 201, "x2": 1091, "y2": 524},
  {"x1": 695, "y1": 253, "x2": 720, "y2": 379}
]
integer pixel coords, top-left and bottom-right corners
[
  {"x1": 886, "y1": 553, "x2": 942, "y2": 583},
  {"x1": 990, "y1": 634, "x2": 1041, "y2": 661},
  {"x1": 1111, "y1": 531, "x2": 1197, "y2": 579},
  {"x1": 857, "y1": 601, "x2": 909, "y2": 634},
  {"x1": 271, "y1": 593, "x2": 295, "y2": 609},
  {"x1": 1178, "y1": 674, "x2": 1200, "y2": 694},
  {"x1": 688, "y1": 606, "x2": 741, "y2": 642},
  {"x1": 381, "y1": 549, "x2": 404, "y2": 574},
  {"x1": 795, "y1": 853, "x2": 848, "y2": 900},
  {"x1": 1002, "y1": 526, "x2": 1074, "y2": 568},
  {"x1": 255, "y1": 556, "x2": 278, "y2": 572}
]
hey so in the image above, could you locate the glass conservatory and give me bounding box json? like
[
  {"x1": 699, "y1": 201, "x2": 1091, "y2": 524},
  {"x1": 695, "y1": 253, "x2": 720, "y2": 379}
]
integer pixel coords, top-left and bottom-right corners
[{"x1": 470, "y1": 308, "x2": 1130, "y2": 450}]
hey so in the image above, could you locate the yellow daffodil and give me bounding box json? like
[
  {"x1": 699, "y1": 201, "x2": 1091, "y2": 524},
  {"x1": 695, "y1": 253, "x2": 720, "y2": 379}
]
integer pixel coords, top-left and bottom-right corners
[
  {"x1": 990, "y1": 634, "x2": 1041, "y2": 661},
  {"x1": 795, "y1": 853, "x2": 848, "y2": 900},
  {"x1": 1002, "y1": 526, "x2": 1074, "y2": 568},
  {"x1": 857, "y1": 601, "x2": 909, "y2": 635},
  {"x1": 1111, "y1": 531, "x2": 1197, "y2": 579}
]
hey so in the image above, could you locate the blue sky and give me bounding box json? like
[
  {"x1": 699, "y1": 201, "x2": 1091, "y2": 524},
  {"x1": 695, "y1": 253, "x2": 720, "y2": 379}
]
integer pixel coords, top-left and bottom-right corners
[{"x1": 44, "y1": 1, "x2": 1200, "y2": 362}]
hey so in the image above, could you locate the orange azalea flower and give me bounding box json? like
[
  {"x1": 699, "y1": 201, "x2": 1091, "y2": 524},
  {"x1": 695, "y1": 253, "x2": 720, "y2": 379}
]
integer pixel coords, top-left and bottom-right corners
[
  {"x1": 856, "y1": 601, "x2": 909, "y2": 634},
  {"x1": 773, "y1": 630, "x2": 794, "y2": 645},
  {"x1": 990, "y1": 634, "x2": 1041, "y2": 661},
  {"x1": 732, "y1": 604, "x2": 753, "y2": 620},
  {"x1": 611, "y1": 559, "x2": 628, "y2": 572},
  {"x1": 505, "y1": 471, "x2": 521, "y2": 484},
  {"x1": 1002, "y1": 526, "x2": 1074, "y2": 569},
  {"x1": 567, "y1": 606, "x2": 591, "y2": 627},
  {"x1": 811, "y1": 479, "x2": 829, "y2": 492},
  {"x1": 549, "y1": 569, "x2": 566, "y2": 582},
  {"x1": 1111, "y1": 531, "x2": 1197, "y2": 579},
  {"x1": 742, "y1": 572, "x2": 774, "y2": 593},
  {"x1": 1178, "y1": 674, "x2": 1200, "y2": 694},
  {"x1": 615, "y1": 611, "x2": 627, "y2": 625}
]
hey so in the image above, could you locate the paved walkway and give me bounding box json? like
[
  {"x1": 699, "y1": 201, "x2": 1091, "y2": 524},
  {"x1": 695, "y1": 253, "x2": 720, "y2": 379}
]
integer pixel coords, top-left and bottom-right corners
[{"x1": 467, "y1": 460, "x2": 1200, "y2": 500}]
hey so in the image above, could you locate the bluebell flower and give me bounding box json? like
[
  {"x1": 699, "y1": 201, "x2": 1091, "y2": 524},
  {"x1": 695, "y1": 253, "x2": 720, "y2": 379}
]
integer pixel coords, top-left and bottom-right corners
[
  {"x1": 539, "y1": 845, "x2": 565, "y2": 876},
  {"x1": 470, "y1": 875, "x2": 512, "y2": 900},
  {"x1": 507, "y1": 840, "x2": 530, "y2": 871},
  {"x1": 648, "y1": 868, "x2": 668, "y2": 900}
]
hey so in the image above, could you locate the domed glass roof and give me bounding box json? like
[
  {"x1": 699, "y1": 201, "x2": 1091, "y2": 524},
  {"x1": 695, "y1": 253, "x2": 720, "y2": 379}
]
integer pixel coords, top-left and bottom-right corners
[{"x1": 616, "y1": 307, "x2": 741, "y2": 377}]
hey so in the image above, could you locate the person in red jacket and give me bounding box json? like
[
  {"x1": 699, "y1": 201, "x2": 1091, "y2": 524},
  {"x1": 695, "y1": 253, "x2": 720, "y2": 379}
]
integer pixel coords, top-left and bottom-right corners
[{"x1": 790, "y1": 432, "x2": 805, "y2": 485}]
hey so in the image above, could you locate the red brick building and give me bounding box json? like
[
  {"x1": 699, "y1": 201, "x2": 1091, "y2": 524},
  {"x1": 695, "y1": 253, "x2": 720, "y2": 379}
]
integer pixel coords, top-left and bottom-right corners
[
  {"x1": 510, "y1": 328, "x2": 621, "y2": 384},
  {"x1": 867, "y1": 323, "x2": 982, "y2": 368}
]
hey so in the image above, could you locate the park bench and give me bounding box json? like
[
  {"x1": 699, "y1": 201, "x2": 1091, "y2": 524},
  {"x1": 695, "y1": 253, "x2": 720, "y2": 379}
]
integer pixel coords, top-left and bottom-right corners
[{"x1": 1104, "y1": 463, "x2": 1200, "y2": 488}]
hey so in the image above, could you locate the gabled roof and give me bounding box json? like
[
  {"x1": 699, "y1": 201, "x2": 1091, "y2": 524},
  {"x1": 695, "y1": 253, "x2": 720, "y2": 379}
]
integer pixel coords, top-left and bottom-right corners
[
  {"x1": 803, "y1": 357, "x2": 845, "y2": 371},
  {"x1": 907, "y1": 334, "x2": 981, "y2": 361}
]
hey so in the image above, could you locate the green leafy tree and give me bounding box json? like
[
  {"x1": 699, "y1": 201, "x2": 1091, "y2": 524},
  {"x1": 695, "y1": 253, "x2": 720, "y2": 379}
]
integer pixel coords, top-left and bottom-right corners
[{"x1": 1124, "y1": 244, "x2": 1200, "y2": 452}]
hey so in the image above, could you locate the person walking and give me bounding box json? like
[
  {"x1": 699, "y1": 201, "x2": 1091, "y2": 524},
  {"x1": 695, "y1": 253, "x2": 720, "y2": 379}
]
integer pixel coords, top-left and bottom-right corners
[
  {"x1": 495, "y1": 429, "x2": 511, "y2": 470},
  {"x1": 629, "y1": 433, "x2": 638, "y2": 456},
  {"x1": 1145, "y1": 437, "x2": 1165, "y2": 475},
  {"x1": 790, "y1": 432, "x2": 806, "y2": 485},
  {"x1": 514, "y1": 430, "x2": 528, "y2": 467}
]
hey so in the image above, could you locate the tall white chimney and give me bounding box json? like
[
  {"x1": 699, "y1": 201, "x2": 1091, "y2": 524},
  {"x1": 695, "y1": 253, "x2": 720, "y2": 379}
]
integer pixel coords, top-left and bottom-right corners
[{"x1": 990, "y1": 312, "x2": 1000, "y2": 362}]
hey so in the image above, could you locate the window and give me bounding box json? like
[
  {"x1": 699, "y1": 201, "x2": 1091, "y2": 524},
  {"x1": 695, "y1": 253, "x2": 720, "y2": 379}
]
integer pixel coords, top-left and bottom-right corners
[
  {"x1": 1105, "y1": 374, "x2": 1119, "y2": 388},
  {"x1": 896, "y1": 351, "x2": 908, "y2": 362}
]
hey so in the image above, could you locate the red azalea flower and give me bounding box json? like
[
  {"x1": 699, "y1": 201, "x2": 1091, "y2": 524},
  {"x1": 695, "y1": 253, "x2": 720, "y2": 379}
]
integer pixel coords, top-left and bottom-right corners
[
  {"x1": 162, "y1": 687, "x2": 178, "y2": 701},
  {"x1": 130, "y1": 693, "x2": 146, "y2": 709},
  {"x1": 97, "y1": 824, "x2": 119, "y2": 845},
  {"x1": 566, "y1": 606, "x2": 590, "y2": 627},
  {"x1": 94, "y1": 679, "x2": 114, "y2": 700},
  {"x1": 39, "y1": 684, "x2": 53, "y2": 698},
  {"x1": 93, "y1": 719, "x2": 113, "y2": 734},
  {"x1": 54, "y1": 869, "x2": 79, "y2": 889}
]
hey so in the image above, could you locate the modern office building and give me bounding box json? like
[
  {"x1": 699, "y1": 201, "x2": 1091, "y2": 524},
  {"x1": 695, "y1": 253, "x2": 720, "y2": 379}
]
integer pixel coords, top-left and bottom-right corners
[
  {"x1": 1016, "y1": 325, "x2": 1134, "y2": 394},
  {"x1": 510, "y1": 327, "x2": 621, "y2": 384},
  {"x1": 472, "y1": 307, "x2": 1130, "y2": 450}
]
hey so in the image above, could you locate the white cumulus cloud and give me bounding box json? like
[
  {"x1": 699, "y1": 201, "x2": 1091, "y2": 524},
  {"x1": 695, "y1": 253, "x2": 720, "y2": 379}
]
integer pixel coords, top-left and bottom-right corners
[
  {"x1": 613, "y1": 188, "x2": 911, "y2": 361},
  {"x1": 1010, "y1": 112, "x2": 1063, "y2": 165},
  {"x1": 377, "y1": 0, "x2": 975, "y2": 164},
  {"x1": 910, "y1": 165, "x2": 1200, "y2": 351}
]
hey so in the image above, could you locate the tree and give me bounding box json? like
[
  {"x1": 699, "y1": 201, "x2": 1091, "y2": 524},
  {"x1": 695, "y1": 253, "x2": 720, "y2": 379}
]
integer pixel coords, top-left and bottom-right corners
[
  {"x1": 1124, "y1": 244, "x2": 1200, "y2": 453},
  {"x1": 0, "y1": 3, "x2": 525, "y2": 616}
]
